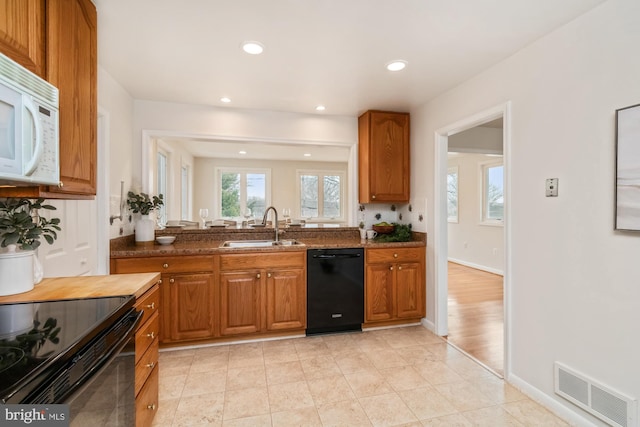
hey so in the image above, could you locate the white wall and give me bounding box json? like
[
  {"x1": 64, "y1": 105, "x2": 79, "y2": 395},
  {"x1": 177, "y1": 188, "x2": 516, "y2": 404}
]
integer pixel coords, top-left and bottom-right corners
[
  {"x1": 412, "y1": 0, "x2": 640, "y2": 424},
  {"x1": 193, "y1": 157, "x2": 347, "y2": 222},
  {"x1": 449, "y1": 126, "x2": 503, "y2": 154},
  {"x1": 99, "y1": 67, "x2": 136, "y2": 239},
  {"x1": 448, "y1": 153, "x2": 504, "y2": 274}
]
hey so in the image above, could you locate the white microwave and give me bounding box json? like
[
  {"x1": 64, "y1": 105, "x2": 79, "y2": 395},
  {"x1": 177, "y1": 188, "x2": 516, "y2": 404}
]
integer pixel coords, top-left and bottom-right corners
[{"x1": 0, "y1": 52, "x2": 59, "y2": 186}]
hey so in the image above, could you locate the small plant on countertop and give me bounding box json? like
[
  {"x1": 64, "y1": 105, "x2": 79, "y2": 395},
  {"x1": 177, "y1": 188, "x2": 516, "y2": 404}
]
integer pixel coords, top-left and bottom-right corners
[
  {"x1": 126, "y1": 191, "x2": 164, "y2": 215},
  {"x1": 359, "y1": 221, "x2": 365, "y2": 229},
  {"x1": 373, "y1": 223, "x2": 413, "y2": 242},
  {"x1": 0, "y1": 198, "x2": 61, "y2": 250}
]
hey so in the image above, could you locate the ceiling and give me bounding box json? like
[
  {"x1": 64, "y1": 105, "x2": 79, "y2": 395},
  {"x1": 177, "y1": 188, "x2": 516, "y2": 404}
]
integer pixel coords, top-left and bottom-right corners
[{"x1": 94, "y1": 0, "x2": 604, "y2": 160}]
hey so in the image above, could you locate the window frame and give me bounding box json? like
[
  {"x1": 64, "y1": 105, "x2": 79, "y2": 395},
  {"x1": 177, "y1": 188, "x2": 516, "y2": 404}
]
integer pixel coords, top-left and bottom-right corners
[
  {"x1": 180, "y1": 163, "x2": 191, "y2": 221},
  {"x1": 447, "y1": 166, "x2": 459, "y2": 223},
  {"x1": 156, "y1": 148, "x2": 169, "y2": 223},
  {"x1": 479, "y1": 159, "x2": 504, "y2": 226},
  {"x1": 214, "y1": 167, "x2": 271, "y2": 220},
  {"x1": 296, "y1": 169, "x2": 345, "y2": 222}
]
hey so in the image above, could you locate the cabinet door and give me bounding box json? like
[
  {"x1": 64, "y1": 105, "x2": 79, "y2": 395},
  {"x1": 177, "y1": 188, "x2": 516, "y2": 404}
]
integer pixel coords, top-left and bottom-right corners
[
  {"x1": 359, "y1": 111, "x2": 410, "y2": 203},
  {"x1": 266, "y1": 268, "x2": 305, "y2": 331},
  {"x1": 395, "y1": 262, "x2": 425, "y2": 319},
  {"x1": 0, "y1": 0, "x2": 45, "y2": 76},
  {"x1": 369, "y1": 112, "x2": 409, "y2": 202},
  {"x1": 220, "y1": 271, "x2": 261, "y2": 336},
  {"x1": 46, "y1": 0, "x2": 97, "y2": 195},
  {"x1": 365, "y1": 263, "x2": 394, "y2": 322},
  {"x1": 167, "y1": 273, "x2": 215, "y2": 341}
]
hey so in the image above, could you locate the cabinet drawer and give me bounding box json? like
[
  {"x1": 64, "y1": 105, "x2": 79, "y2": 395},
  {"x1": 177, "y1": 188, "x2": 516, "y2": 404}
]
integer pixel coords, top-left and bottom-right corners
[
  {"x1": 135, "y1": 339, "x2": 158, "y2": 396},
  {"x1": 366, "y1": 247, "x2": 424, "y2": 264},
  {"x1": 135, "y1": 365, "x2": 159, "y2": 427},
  {"x1": 135, "y1": 312, "x2": 159, "y2": 363},
  {"x1": 113, "y1": 256, "x2": 214, "y2": 274},
  {"x1": 134, "y1": 285, "x2": 159, "y2": 326},
  {"x1": 220, "y1": 251, "x2": 305, "y2": 270}
]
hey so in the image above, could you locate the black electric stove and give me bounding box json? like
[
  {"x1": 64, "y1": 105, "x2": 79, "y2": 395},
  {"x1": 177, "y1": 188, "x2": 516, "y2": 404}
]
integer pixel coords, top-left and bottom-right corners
[{"x1": 0, "y1": 295, "x2": 139, "y2": 404}]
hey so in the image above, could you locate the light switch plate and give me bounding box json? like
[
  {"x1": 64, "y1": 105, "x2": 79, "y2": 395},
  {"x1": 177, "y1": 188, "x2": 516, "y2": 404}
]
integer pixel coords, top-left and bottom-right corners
[{"x1": 546, "y1": 178, "x2": 559, "y2": 197}]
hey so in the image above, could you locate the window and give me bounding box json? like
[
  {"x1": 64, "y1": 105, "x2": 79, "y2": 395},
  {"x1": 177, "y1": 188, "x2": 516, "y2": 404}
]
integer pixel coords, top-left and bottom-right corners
[
  {"x1": 217, "y1": 168, "x2": 270, "y2": 219},
  {"x1": 447, "y1": 167, "x2": 458, "y2": 223},
  {"x1": 156, "y1": 150, "x2": 168, "y2": 222},
  {"x1": 181, "y1": 165, "x2": 190, "y2": 220},
  {"x1": 482, "y1": 161, "x2": 504, "y2": 224},
  {"x1": 297, "y1": 170, "x2": 344, "y2": 221}
]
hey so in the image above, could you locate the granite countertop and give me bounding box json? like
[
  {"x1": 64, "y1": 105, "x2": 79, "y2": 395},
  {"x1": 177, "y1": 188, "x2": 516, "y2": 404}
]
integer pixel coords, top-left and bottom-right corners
[{"x1": 110, "y1": 227, "x2": 426, "y2": 258}]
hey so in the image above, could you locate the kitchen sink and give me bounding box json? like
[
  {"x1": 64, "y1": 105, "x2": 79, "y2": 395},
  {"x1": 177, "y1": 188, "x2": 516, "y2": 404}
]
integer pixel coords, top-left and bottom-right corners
[{"x1": 220, "y1": 239, "x2": 303, "y2": 248}]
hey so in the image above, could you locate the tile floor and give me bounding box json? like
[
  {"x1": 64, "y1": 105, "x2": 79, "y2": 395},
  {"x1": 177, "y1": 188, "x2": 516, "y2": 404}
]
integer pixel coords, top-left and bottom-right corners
[{"x1": 152, "y1": 326, "x2": 568, "y2": 426}]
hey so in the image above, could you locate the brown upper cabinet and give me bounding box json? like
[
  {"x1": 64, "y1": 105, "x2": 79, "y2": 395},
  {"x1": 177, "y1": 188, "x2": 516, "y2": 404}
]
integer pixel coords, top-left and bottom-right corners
[
  {"x1": 0, "y1": 0, "x2": 46, "y2": 77},
  {"x1": 358, "y1": 110, "x2": 410, "y2": 203},
  {"x1": 0, "y1": 0, "x2": 97, "y2": 198}
]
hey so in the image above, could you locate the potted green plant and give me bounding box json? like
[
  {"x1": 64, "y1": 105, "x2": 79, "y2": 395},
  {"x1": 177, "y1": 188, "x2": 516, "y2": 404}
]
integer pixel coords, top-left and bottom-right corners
[
  {"x1": 0, "y1": 198, "x2": 61, "y2": 296},
  {"x1": 126, "y1": 191, "x2": 164, "y2": 215},
  {"x1": 126, "y1": 191, "x2": 164, "y2": 244}
]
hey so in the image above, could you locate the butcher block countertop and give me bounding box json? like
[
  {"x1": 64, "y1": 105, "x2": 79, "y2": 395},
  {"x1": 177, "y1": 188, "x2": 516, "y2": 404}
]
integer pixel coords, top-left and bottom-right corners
[{"x1": 0, "y1": 272, "x2": 160, "y2": 303}]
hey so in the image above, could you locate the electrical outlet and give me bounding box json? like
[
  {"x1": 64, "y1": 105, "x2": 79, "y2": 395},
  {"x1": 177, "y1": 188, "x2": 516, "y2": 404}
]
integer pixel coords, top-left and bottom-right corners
[{"x1": 546, "y1": 178, "x2": 559, "y2": 197}]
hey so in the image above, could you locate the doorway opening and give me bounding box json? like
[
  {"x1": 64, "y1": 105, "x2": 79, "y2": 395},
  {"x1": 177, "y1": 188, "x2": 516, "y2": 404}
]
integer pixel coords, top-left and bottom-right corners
[{"x1": 434, "y1": 102, "x2": 511, "y2": 379}]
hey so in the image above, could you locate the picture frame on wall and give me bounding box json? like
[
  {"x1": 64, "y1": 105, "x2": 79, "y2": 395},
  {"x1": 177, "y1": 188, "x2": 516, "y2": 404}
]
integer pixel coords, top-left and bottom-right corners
[{"x1": 615, "y1": 103, "x2": 640, "y2": 231}]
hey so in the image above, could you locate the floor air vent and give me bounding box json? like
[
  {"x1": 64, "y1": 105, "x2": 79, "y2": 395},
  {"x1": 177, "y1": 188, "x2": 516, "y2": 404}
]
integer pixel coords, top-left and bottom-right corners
[{"x1": 554, "y1": 362, "x2": 637, "y2": 427}]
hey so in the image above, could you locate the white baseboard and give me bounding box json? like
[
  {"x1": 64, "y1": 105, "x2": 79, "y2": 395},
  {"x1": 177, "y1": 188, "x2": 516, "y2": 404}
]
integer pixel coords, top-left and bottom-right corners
[
  {"x1": 507, "y1": 373, "x2": 598, "y2": 427},
  {"x1": 448, "y1": 257, "x2": 503, "y2": 276},
  {"x1": 421, "y1": 318, "x2": 436, "y2": 334}
]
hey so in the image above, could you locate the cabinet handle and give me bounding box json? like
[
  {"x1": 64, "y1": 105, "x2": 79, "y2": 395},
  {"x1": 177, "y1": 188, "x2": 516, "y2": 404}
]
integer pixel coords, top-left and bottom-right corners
[
  {"x1": 158, "y1": 279, "x2": 162, "y2": 284},
  {"x1": 372, "y1": 195, "x2": 376, "y2": 199},
  {"x1": 267, "y1": 273, "x2": 272, "y2": 278},
  {"x1": 58, "y1": 181, "x2": 64, "y2": 188},
  {"x1": 146, "y1": 302, "x2": 155, "y2": 310},
  {"x1": 256, "y1": 273, "x2": 261, "y2": 279},
  {"x1": 146, "y1": 331, "x2": 155, "y2": 339},
  {"x1": 398, "y1": 266, "x2": 402, "y2": 271},
  {"x1": 147, "y1": 404, "x2": 156, "y2": 411},
  {"x1": 146, "y1": 362, "x2": 156, "y2": 369},
  {"x1": 169, "y1": 278, "x2": 175, "y2": 284},
  {"x1": 393, "y1": 253, "x2": 398, "y2": 258},
  {"x1": 389, "y1": 266, "x2": 394, "y2": 271},
  {"x1": 163, "y1": 263, "x2": 169, "y2": 268}
]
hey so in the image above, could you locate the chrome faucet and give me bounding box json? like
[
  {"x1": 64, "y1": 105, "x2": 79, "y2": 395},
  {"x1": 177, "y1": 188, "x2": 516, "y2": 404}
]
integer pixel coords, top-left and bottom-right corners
[{"x1": 262, "y1": 206, "x2": 279, "y2": 242}]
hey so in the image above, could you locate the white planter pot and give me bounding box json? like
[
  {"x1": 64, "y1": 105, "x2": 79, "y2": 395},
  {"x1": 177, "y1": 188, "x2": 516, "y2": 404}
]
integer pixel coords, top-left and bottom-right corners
[
  {"x1": 0, "y1": 247, "x2": 37, "y2": 296},
  {"x1": 0, "y1": 303, "x2": 37, "y2": 339},
  {"x1": 135, "y1": 214, "x2": 155, "y2": 244}
]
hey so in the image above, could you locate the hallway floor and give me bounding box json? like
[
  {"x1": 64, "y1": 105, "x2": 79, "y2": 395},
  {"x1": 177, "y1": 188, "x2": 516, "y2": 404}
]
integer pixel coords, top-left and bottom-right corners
[
  {"x1": 152, "y1": 326, "x2": 567, "y2": 426},
  {"x1": 447, "y1": 262, "x2": 504, "y2": 376}
]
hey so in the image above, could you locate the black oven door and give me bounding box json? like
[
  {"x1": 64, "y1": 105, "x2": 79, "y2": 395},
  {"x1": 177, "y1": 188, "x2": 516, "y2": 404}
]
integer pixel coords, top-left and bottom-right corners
[
  {"x1": 65, "y1": 309, "x2": 142, "y2": 426},
  {"x1": 67, "y1": 346, "x2": 136, "y2": 426}
]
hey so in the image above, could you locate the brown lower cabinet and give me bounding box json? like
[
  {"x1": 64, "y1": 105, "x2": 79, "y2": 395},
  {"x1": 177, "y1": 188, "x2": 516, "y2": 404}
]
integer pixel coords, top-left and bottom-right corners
[
  {"x1": 133, "y1": 284, "x2": 160, "y2": 427},
  {"x1": 111, "y1": 255, "x2": 216, "y2": 343},
  {"x1": 219, "y1": 251, "x2": 306, "y2": 336},
  {"x1": 364, "y1": 247, "x2": 425, "y2": 324},
  {"x1": 165, "y1": 272, "x2": 215, "y2": 341},
  {"x1": 111, "y1": 250, "x2": 307, "y2": 343}
]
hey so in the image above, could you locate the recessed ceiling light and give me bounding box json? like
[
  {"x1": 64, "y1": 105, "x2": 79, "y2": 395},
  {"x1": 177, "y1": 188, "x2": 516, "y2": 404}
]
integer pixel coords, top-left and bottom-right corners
[
  {"x1": 303, "y1": 153, "x2": 311, "y2": 157},
  {"x1": 386, "y1": 60, "x2": 407, "y2": 71},
  {"x1": 220, "y1": 97, "x2": 231, "y2": 103},
  {"x1": 239, "y1": 150, "x2": 247, "y2": 155},
  {"x1": 315, "y1": 105, "x2": 326, "y2": 111},
  {"x1": 241, "y1": 41, "x2": 264, "y2": 55}
]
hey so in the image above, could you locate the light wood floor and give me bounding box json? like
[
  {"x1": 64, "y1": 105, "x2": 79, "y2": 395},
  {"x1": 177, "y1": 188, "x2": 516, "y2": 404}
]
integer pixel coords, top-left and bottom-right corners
[{"x1": 446, "y1": 261, "x2": 504, "y2": 376}]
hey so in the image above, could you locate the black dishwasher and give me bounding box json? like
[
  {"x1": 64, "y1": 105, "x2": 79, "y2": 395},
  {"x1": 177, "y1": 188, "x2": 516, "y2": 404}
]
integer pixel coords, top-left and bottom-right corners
[{"x1": 306, "y1": 248, "x2": 364, "y2": 335}]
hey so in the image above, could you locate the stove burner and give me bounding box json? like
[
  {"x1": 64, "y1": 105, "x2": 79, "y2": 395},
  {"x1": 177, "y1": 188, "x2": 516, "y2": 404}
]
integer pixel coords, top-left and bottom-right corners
[{"x1": 0, "y1": 347, "x2": 26, "y2": 374}]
